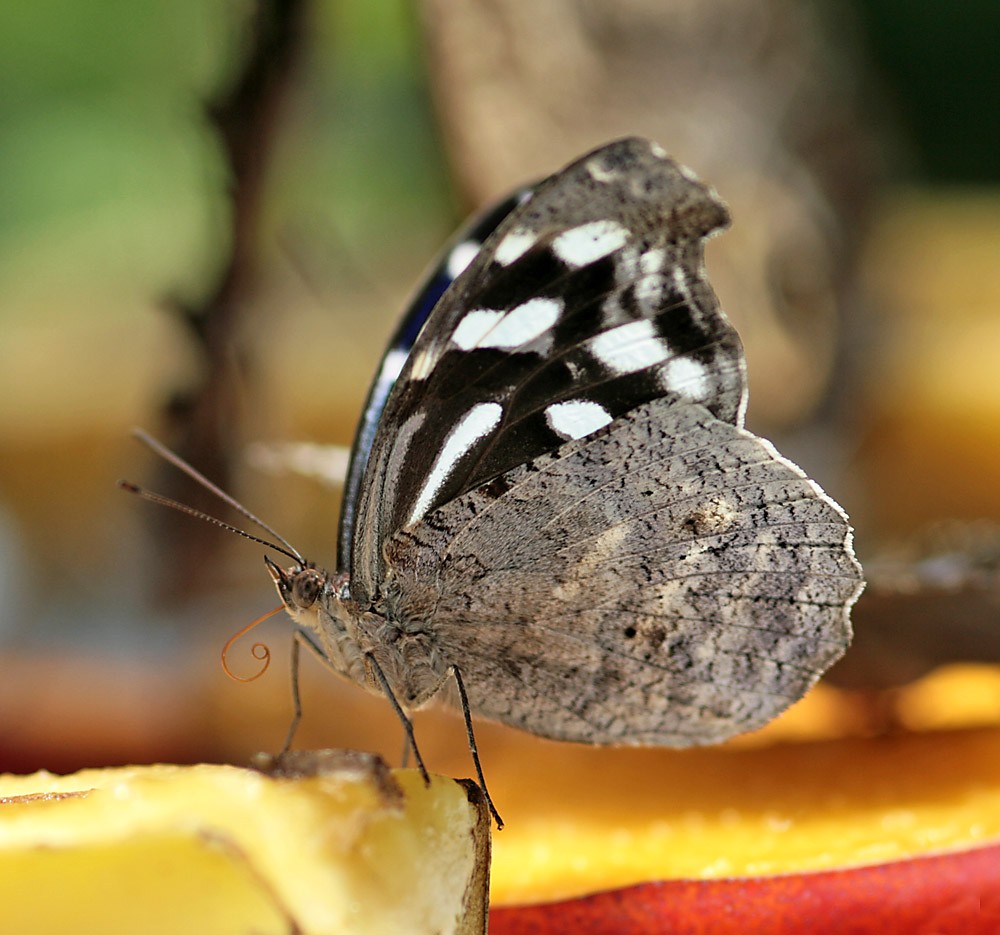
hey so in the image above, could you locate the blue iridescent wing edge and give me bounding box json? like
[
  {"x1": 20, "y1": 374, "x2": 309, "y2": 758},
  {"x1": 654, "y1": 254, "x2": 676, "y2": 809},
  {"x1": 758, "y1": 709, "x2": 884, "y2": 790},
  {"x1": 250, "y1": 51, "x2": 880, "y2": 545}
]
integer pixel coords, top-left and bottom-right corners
[{"x1": 337, "y1": 187, "x2": 534, "y2": 569}]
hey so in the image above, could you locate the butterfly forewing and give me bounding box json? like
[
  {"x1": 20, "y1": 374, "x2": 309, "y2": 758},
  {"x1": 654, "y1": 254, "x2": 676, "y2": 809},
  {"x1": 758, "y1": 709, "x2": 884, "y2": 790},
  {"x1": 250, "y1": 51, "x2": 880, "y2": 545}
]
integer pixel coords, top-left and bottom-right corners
[
  {"x1": 338, "y1": 188, "x2": 533, "y2": 570},
  {"x1": 352, "y1": 138, "x2": 745, "y2": 603}
]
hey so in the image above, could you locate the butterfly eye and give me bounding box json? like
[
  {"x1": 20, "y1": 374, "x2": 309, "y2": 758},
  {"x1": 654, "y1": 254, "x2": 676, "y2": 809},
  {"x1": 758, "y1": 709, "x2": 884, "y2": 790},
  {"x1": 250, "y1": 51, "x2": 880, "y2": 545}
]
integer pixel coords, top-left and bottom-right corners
[{"x1": 291, "y1": 569, "x2": 323, "y2": 609}]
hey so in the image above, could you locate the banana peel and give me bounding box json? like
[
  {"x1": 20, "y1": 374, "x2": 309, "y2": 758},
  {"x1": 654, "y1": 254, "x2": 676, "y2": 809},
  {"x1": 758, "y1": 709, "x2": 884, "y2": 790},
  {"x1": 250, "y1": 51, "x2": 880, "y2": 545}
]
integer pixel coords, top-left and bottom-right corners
[{"x1": 0, "y1": 750, "x2": 490, "y2": 935}]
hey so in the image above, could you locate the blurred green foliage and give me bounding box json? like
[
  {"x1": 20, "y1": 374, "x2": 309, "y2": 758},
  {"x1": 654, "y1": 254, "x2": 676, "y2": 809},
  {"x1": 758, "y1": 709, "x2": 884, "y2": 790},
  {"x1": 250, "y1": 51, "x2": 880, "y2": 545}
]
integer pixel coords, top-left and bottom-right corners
[
  {"x1": 0, "y1": 0, "x2": 450, "y2": 328},
  {"x1": 0, "y1": 0, "x2": 995, "y2": 330},
  {"x1": 0, "y1": 0, "x2": 226, "y2": 319}
]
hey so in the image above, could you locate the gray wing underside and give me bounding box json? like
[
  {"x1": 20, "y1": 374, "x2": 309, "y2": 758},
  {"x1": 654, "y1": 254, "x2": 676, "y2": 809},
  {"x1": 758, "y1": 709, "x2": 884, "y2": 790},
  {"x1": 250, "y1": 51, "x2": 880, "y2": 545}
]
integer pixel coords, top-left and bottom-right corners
[{"x1": 385, "y1": 398, "x2": 864, "y2": 747}]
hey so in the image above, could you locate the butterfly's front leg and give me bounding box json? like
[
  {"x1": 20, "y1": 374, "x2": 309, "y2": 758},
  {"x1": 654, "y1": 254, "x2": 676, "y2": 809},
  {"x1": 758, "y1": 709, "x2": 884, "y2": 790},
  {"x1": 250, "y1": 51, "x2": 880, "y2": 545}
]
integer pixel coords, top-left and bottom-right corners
[
  {"x1": 361, "y1": 642, "x2": 505, "y2": 828},
  {"x1": 361, "y1": 648, "x2": 433, "y2": 788}
]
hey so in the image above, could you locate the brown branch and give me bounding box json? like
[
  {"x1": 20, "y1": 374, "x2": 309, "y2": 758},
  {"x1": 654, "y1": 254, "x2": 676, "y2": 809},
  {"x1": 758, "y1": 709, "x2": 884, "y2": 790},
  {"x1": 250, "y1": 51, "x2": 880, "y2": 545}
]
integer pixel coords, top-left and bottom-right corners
[{"x1": 154, "y1": 0, "x2": 309, "y2": 601}]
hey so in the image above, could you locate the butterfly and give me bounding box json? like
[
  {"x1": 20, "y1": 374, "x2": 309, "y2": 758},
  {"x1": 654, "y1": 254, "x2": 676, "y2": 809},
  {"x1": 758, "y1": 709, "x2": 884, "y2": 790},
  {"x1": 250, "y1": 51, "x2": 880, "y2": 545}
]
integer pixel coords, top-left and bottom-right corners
[{"x1": 132, "y1": 138, "x2": 864, "y2": 828}]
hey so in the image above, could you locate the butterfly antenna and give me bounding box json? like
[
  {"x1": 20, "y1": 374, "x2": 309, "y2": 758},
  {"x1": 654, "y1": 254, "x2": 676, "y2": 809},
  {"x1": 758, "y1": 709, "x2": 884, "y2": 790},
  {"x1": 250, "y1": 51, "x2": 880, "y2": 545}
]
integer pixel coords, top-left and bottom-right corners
[{"x1": 121, "y1": 429, "x2": 304, "y2": 565}]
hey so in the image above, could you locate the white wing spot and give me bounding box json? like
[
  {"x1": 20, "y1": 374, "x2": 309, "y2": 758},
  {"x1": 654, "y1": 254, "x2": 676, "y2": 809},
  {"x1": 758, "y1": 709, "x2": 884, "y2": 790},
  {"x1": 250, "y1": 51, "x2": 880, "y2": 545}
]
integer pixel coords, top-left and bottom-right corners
[
  {"x1": 584, "y1": 157, "x2": 619, "y2": 183},
  {"x1": 614, "y1": 244, "x2": 641, "y2": 281},
  {"x1": 479, "y1": 297, "x2": 562, "y2": 349},
  {"x1": 640, "y1": 248, "x2": 665, "y2": 275},
  {"x1": 590, "y1": 319, "x2": 670, "y2": 374},
  {"x1": 451, "y1": 309, "x2": 504, "y2": 350},
  {"x1": 408, "y1": 347, "x2": 435, "y2": 381},
  {"x1": 380, "y1": 347, "x2": 409, "y2": 383},
  {"x1": 678, "y1": 163, "x2": 702, "y2": 184},
  {"x1": 494, "y1": 228, "x2": 538, "y2": 266},
  {"x1": 672, "y1": 266, "x2": 694, "y2": 303},
  {"x1": 660, "y1": 355, "x2": 712, "y2": 400},
  {"x1": 446, "y1": 240, "x2": 481, "y2": 279},
  {"x1": 409, "y1": 402, "x2": 503, "y2": 524},
  {"x1": 545, "y1": 400, "x2": 613, "y2": 440},
  {"x1": 634, "y1": 274, "x2": 667, "y2": 314},
  {"x1": 552, "y1": 220, "x2": 629, "y2": 268}
]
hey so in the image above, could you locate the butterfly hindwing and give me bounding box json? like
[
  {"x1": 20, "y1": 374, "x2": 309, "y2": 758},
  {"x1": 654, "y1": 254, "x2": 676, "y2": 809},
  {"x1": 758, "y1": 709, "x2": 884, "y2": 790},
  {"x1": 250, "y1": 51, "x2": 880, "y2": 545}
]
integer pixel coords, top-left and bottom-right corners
[
  {"x1": 352, "y1": 138, "x2": 744, "y2": 603},
  {"x1": 383, "y1": 398, "x2": 860, "y2": 745}
]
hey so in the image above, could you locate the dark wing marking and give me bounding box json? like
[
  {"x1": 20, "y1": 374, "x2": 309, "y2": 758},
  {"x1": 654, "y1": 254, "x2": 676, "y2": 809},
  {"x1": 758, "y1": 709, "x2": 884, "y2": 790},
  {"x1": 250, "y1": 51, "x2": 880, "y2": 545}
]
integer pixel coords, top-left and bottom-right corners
[{"x1": 338, "y1": 188, "x2": 532, "y2": 569}]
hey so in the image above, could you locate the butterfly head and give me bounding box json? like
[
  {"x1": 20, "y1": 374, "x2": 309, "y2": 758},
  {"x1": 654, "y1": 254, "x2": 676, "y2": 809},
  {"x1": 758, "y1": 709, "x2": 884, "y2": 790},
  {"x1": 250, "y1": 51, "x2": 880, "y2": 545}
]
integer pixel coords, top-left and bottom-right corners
[
  {"x1": 264, "y1": 555, "x2": 326, "y2": 613},
  {"x1": 264, "y1": 555, "x2": 368, "y2": 684},
  {"x1": 263, "y1": 555, "x2": 357, "y2": 639}
]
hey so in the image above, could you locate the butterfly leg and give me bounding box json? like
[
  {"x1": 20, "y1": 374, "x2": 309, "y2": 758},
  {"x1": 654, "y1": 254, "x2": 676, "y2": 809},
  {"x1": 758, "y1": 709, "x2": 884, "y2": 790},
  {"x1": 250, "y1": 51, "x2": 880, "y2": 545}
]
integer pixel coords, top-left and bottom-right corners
[
  {"x1": 277, "y1": 632, "x2": 303, "y2": 754},
  {"x1": 450, "y1": 665, "x2": 504, "y2": 830},
  {"x1": 279, "y1": 630, "x2": 321, "y2": 754},
  {"x1": 365, "y1": 651, "x2": 431, "y2": 787}
]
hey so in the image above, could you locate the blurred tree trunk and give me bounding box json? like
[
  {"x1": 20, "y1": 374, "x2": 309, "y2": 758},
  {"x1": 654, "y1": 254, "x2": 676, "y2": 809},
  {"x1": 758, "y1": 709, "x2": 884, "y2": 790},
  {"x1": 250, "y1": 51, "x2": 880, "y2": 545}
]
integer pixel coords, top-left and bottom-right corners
[{"x1": 418, "y1": 0, "x2": 888, "y2": 450}]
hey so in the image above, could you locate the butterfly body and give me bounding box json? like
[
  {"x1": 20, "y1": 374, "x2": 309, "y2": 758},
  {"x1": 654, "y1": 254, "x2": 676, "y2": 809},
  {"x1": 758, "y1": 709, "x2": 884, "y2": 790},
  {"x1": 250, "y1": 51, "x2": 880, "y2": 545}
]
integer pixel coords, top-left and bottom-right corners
[
  {"x1": 267, "y1": 137, "x2": 863, "y2": 753},
  {"x1": 268, "y1": 558, "x2": 451, "y2": 711}
]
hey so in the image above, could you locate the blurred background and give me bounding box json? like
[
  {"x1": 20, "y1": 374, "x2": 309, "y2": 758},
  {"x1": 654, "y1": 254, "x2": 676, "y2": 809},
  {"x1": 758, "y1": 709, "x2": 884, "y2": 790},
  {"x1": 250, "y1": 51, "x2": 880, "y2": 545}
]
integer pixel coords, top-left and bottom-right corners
[{"x1": 1, "y1": 0, "x2": 998, "y2": 786}]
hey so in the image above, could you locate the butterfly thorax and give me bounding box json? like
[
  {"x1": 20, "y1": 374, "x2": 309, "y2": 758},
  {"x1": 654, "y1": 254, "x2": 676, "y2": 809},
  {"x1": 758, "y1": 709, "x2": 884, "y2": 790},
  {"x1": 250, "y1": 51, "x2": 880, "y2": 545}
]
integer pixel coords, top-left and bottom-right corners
[{"x1": 265, "y1": 556, "x2": 448, "y2": 707}]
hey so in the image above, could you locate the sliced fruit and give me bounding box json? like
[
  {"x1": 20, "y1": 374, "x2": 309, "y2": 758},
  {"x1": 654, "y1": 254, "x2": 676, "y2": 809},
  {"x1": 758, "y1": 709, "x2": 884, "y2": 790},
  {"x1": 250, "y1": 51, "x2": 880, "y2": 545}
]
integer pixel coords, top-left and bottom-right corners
[{"x1": 0, "y1": 751, "x2": 490, "y2": 935}]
